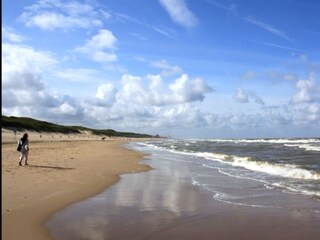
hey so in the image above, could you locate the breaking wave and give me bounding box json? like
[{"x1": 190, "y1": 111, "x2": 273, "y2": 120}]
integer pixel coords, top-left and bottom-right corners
[{"x1": 196, "y1": 152, "x2": 320, "y2": 180}]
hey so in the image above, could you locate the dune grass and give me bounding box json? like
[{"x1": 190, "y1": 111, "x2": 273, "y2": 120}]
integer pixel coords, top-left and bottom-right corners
[{"x1": 2, "y1": 115, "x2": 158, "y2": 138}]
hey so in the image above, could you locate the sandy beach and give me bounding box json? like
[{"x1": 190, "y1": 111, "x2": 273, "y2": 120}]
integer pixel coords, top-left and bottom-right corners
[
  {"x1": 2, "y1": 130, "x2": 151, "y2": 240},
  {"x1": 2, "y1": 130, "x2": 320, "y2": 240}
]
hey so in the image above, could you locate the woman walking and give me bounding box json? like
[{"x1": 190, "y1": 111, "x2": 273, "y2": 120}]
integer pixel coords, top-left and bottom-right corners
[{"x1": 17, "y1": 133, "x2": 29, "y2": 166}]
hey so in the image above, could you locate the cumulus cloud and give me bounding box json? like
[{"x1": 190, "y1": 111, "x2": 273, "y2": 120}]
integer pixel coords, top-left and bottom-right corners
[
  {"x1": 2, "y1": 42, "x2": 86, "y2": 123},
  {"x1": 19, "y1": 0, "x2": 105, "y2": 30},
  {"x1": 81, "y1": 71, "x2": 214, "y2": 133},
  {"x1": 169, "y1": 74, "x2": 213, "y2": 103},
  {"x1": 3, "y1": 38, "x2": 317, "y2": 137},
  {"x1": 150, "y1": 59, "x2": 182, "y2": 77},
  {"x1": 2, "y1": 87, "x2": 85, "y2": 123},
  {"x1": 233, "y1": 88, "x2": 248, "y2": 103},
  {"x1": 2, "y1": 38, "x2": 213, "y2": 133},
  {"x1": 291, "y1": 74, "x2": 320, "y2": 104},
  {"x1": 2, "y1": 43, "x2": 57, "y2": 90},
  {"x1": 291, "y1": 103, "x2": 320, "y2": 126},
  {"x1": 233, "y1": 88, "x2": 265, "y2": 105},
  {"x1": 264, "y1": 106, "x2": 291, "y2": 126},
  {"x1": 160, "y1": 104, "x2": 208, "y2": 128},
  {"x1": 94, "y1": 83, "x2": 118, "y2": 107},
  {"x1": 75, "y1": 29, "x2": 118, "y2": 63},
  {"x1": 119, "y1": 73, "x2": 213, "y2": 106},
  {"x1": 249, "y1": 91, "x2": 265, "y2": 105},
  {"x1": 307, "y1": 103, "x2": 320, "y2": 122},
  {"x1": 290, "y1": 73, "x2": 320, "y2": 125},
  {"x1": 159, "y1": 0, "x2": 198, "y2": 28},
  {"x1": 50, "y1": 95, "x2": 84, "y2": 118}
]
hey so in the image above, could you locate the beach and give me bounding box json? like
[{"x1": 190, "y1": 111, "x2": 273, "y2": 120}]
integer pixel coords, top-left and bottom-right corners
[
  {"x1": 2, "y1": 132, "x2": 320, "y2": 240},
  {"x1": 2, "y1": 130, "x2": 151, "y2": 240}
]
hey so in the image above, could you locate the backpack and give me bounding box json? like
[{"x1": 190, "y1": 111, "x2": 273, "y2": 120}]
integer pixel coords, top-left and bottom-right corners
[{"x1": 17, "y1": 141, "x2": 22, "y2": 152}]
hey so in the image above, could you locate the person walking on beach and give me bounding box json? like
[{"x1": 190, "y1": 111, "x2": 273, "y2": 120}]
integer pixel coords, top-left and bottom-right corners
[{"x1": 17, "y1": 133, "x2": 29, "y2": 166}]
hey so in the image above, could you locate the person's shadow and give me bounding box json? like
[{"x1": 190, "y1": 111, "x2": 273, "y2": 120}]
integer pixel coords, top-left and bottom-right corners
[{"x1": 26, "y1": 164, "x2": 74, "y2": 170}]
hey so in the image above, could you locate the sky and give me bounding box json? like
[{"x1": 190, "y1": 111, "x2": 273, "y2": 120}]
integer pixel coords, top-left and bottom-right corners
[{"x1": 2, "y1": 0, "x2": 320, "y2": 139}]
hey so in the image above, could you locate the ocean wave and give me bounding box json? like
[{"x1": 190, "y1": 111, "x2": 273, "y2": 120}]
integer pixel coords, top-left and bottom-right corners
[
  {"x1": 284, "y1": 144, "x2": 320, "y2": 152},
  {"x1": 197, "y1": 152, "x2": 320, "y2": 180},
  {"x1": 196, "y1": 138, "x2": 320, "y2": 144},
  {"x1": 140, "y1": 142, "x2": 320, "y2": 181},
  {"x1": 213, "y1": 192, "x2": 271, "y2": 208},
  {"x1": 272, "y1": 183, "x2": 320, "y2": 197}
]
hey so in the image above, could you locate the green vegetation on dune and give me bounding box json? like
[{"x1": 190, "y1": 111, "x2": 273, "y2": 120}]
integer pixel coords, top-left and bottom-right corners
[{"x1": 1, "y1": 115, "x2": 158, "y2": 138}]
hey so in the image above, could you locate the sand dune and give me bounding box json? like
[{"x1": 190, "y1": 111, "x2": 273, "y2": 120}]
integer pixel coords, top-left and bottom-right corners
[{"x1": 2, "y1": 128, "x2": 120, "y2": 144}]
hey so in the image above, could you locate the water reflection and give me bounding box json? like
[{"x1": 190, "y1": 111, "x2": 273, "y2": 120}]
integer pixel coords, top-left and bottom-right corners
[
  {"x1": 46, "y1": 152, "x2": 207, "y2": 240},
  {"x1": 113, "y1": 159, "x2": 201, "y2": 214}
]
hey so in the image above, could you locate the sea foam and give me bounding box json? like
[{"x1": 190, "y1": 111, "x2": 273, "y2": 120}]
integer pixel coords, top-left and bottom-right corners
[{"x1": 196, "y1": 152, "x2": 320, "y2": 180}]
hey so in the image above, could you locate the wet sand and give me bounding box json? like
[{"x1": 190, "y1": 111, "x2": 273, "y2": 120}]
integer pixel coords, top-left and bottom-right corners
[
  {"x1": 2, "y1": 132, "x2": 151, "y2": 240},
  {"x1": 46, "y1": 143, "x2": 320, "y2": 240}
]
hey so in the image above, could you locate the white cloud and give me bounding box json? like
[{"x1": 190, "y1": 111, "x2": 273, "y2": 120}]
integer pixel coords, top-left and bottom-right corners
[
  {"x1": 233, "y1": 88, "x2": 248, "y2": 103},
  {"x1": 19, "y1": 0, "x2": 104, "y2": 30},
  {"x1": 94, "y1": 84, "x2": 118, "y2": 107},
  {"x1": 81, "y1": 71, "x2": 214, "y2": 133},
  {"x1": 169, "y1": 74, "x2": 213, "y2": 103},
  {"x1": 3, "y1": 39, "x2": 317, "y2": 137},
  {"x1": 2, "y1": 42, "x2": 85, "y2": 122},
  {"x1": 307, "y1": 103, "x2": 320, "y2": 121},
  {"x1": 291, "y1": 103, "x2": 320, "y2": 126},
  {"x1": 2, "y1": 27, "x2": 26, "y2": 43},
  {"x1": 75, "y1": 29, "x2": 118, "y2": 63},
  {"x1": 23, "y1": 12, "x2": 101, "y2": 31},
  {"x1": 264, "y1": 106, "x2": 291, "y2": 126},
  {"x1": 160, "y1": 104, "x2": 208, "y2": 128},
  {"x1": 150, "y1": 59, "x2": 182, "y2": 77},
  {"x1": 289, "y1": 73, "x2": 320, "y2": 126},
  {"x1": 119, "y1": 73, "x2": 213, "y2": 106},
  {"x1": 233, "y1": 88, "x2": 265, "y2": 105},
  {"x1": 2, "y1": 43, "x2": 57, "y2": 90},
  {"x1": 249, "y1": 91, "x2": 265, "y2": 105},
  {"x1": 52, "y1": 101, "x2": 81, "y2": 116},
  {"x1": 159, "y1": 0, "x2": 198, "y2": 28},
  {"x1": 85, "y1": 29, "x2": 117, "y2": 49},
  {"x1": 291, "y1": 74, "x2": 320, "y2": 104}
]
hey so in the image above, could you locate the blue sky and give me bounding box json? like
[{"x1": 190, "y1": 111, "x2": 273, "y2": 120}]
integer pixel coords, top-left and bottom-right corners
[{"x1": 2, "y1": 0, "x2": 320, "y2": 138}]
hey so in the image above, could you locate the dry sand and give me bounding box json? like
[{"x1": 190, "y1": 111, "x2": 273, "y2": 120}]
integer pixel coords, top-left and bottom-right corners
[{"x1": 2, "y1": 129, "x2": 152, "y2": 240}]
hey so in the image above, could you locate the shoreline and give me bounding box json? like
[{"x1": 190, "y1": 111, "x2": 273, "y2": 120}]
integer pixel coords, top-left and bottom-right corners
[
  {"x1": 2, "y1": 137, "x2": 152, "y2": 240},
  {"x1": 47, "y1": 143, "x2": 320, "y2": 240}
]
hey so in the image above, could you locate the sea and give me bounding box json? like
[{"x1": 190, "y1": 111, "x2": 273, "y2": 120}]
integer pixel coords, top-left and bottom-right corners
[
  {"x1": 46, "y1": 138, "x2": 320, "y2": 239},
  {"x1": 134, "y1": 138, "x2": 320, "y2": 212}
]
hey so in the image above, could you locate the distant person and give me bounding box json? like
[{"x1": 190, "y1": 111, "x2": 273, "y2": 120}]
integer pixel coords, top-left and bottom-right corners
[{"x1": 17, "y1": 133, "x2": 29, "y2": 166}]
